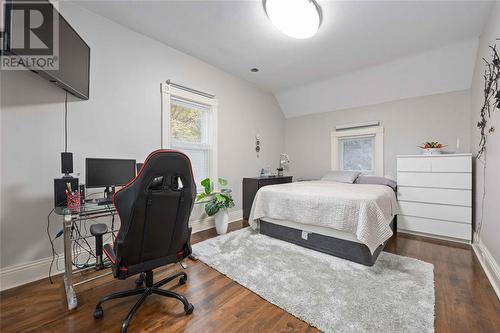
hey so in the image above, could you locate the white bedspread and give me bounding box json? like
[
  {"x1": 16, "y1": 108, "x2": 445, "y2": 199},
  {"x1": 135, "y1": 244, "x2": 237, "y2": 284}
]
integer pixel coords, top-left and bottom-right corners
[{"x1": 249, "y1": 181, "x2": 399, "y2": 254}]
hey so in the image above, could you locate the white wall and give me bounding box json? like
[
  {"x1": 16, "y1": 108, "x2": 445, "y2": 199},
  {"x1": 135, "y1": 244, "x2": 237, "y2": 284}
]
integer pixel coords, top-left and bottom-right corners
[
  {"x1": 470, "y1": 3, "x2": 500, "y2": 269},
  {"x1": 276, "y1": 39, "x2": 478, "y2": 118},
  {"x1": 0, "y1": 2, "x2": 285, "y2": 270},
  {"x1": 285, "y1": 90, "x2": 471, "y2": 180}
]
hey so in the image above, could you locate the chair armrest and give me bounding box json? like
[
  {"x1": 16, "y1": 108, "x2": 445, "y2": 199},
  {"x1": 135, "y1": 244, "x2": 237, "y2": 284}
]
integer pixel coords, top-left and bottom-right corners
[{"x1": 103, "y1": 244, "x2": 117, "y2": 264}]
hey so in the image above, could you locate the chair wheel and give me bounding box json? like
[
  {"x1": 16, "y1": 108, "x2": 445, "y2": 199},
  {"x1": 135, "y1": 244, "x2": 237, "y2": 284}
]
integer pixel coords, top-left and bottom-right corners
[
  {"x1": 135, "y1": 278, "x2": 144, "y2": 287},
  {"x1": 179, "y1": 276, "x2": 187, "y2": 285},
  {"x1": 94, "y1": 306, "x2": 103, "y2": 319},
  {"x1": 135, "y1": 273, "x2": 145, "y2": 287},
  {"x1": 185, "y1": 303, "x2": 194, "y2": 315}
]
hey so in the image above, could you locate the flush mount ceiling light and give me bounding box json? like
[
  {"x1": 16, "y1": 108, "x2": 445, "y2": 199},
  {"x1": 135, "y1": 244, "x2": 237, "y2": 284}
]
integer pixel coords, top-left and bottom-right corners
[{"x1": 263, "y1": 0, "x2": 322, "y2": 39}]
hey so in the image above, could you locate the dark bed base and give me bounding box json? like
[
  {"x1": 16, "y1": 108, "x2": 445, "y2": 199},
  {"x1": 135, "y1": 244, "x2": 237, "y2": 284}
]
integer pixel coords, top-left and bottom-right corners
[{"x1": 259, "y1": 217, "x2": 396, "y2": 266}]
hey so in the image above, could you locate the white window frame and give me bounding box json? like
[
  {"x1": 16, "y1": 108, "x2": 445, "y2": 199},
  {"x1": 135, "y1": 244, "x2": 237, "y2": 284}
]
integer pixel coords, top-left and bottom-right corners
[
  {"x1": 161, "y1": 83, "x2": 218, "y2": 191},
  {"x1": 331, "y1": 126, "x2": 384, "y2": 176}
]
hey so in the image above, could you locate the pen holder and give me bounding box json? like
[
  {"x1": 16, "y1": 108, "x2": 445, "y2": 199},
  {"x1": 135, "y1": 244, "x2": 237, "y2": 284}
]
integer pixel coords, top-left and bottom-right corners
[{"x1": 66, "y1": 191, "x2": 81, "y2": 209}]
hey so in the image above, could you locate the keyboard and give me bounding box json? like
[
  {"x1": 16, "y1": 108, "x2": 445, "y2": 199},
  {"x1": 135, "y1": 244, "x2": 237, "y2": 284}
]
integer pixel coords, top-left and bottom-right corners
[{"x1": 96, "y1": 198, "x2": 113, "y2": 206}]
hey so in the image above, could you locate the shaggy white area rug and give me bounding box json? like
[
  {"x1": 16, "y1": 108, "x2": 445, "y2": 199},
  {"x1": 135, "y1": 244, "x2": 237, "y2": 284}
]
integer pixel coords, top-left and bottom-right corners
[{"x1": 192, "y1": 228, "x2": 434, "y2": 333}]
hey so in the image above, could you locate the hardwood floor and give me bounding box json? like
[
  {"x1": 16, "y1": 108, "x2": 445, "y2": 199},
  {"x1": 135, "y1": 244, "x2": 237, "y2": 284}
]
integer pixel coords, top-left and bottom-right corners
[{"x1": 1, "y1": 220, "x2": 499, "y2": 333}]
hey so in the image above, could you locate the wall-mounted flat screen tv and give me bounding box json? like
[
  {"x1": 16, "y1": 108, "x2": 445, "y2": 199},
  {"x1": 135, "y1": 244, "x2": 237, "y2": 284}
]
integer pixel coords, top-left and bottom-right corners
[{"x1": 2, "y1": 0, "x2": 90, "y2": 99}]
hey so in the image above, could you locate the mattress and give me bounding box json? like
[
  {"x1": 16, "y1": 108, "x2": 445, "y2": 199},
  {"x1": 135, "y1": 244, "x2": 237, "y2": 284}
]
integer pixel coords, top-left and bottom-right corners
[
  {"x1": 261, "y1": 217, "x2": 362, "y2": 243},
  {"x1": 259, "y1": 217, "x2": 396, "y2": 266},
  {"x1": 249, "y1": 181, "x2": 398, "y2": 253}
]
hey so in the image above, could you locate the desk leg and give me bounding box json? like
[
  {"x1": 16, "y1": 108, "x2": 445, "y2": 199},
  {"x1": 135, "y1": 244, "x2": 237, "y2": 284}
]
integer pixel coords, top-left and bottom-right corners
[{"x1": 63, "y1": 214, "x2": 78, "y2": 310}]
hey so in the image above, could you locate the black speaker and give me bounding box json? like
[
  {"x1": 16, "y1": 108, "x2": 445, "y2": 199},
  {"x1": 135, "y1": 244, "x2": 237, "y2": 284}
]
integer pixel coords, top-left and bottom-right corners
[
  {"x1": 79, "y1": 184, "x2": 86, "y2": 204},
  {"x1": 54, "y1": 178, "x2": 79, "y2": 207},
  {"x1": 61, "y1": 152, "x2": 73, "y2": 175}
]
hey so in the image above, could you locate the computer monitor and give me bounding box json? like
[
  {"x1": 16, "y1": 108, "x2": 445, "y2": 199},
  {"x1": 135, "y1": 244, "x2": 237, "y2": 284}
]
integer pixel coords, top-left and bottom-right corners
[{"x1": 85, "y1": 158, "x2": 136, "y2": 189}]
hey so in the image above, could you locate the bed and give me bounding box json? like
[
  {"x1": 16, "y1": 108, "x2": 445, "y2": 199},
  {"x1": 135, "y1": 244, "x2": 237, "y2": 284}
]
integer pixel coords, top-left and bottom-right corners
[{"x1": 248, "y1": 177, "x2": 398, "y2": 266}]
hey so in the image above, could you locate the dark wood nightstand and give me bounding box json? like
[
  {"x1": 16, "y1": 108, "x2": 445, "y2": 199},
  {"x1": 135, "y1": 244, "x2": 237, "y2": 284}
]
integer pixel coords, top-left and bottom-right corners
[{"x1": 242, "y1": 176, "x2": 293, "y2": 220}]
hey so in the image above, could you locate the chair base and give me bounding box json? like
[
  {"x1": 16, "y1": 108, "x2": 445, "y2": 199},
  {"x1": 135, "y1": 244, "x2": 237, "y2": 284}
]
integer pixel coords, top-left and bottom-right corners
[{"x1": 94, "y1": 270, "x2": 193, "y2": 333}]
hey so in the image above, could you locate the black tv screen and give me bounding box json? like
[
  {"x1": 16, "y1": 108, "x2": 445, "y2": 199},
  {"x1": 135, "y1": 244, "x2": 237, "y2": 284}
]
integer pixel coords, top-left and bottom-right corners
[{"x1": 3, "y1": 0, "x2": 90, "y2": 99}]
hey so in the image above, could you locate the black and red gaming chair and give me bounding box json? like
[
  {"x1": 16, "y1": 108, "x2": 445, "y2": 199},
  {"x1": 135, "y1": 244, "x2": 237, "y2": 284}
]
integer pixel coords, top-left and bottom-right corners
[{"x1": 93, "y1": 150, "x2": 196, "y2": 333}]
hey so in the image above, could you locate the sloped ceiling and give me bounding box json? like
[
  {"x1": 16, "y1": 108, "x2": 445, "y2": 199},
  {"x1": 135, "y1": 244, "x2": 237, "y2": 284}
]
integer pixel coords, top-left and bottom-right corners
[{"x1": 276, "y1": 38, "x2": 479, "y2": 117}]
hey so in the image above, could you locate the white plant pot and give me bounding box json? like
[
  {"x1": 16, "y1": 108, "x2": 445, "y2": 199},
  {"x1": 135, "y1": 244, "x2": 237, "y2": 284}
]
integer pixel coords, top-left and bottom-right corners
[
  {"x1": 422, "y1": 148, "x2": 443, "y2": 155},
  {"x1": 214, "y1": 209, "x2": 229, "y2": 235}
]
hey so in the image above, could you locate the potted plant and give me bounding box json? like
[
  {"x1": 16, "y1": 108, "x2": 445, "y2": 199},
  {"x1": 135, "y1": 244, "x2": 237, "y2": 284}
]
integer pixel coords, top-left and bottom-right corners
[
  {"x1": 196, "y1": 178, "x2": 235, "y2": 234},
  {"x1": 418, "y1": 141, "x2": 446, "y2": 155}
]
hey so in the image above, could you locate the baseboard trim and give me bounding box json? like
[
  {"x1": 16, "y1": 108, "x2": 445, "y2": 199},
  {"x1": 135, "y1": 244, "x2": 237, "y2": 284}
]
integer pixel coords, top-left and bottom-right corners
[
  {"x1": 0, "y1": 253, "x2": 66, "y2": 292},
  {"x1": 0, "y1": 209, "x2": 243, "y2": 292},
  {"x1": 190, "y1": 209, "x2": 243, "y2": 233},
  {"x1": 472, "y1": 238, "x2": 500, "y2": 300},
  {"x1": 397, "y1": 229, "x2": 470, "y2": 244}
]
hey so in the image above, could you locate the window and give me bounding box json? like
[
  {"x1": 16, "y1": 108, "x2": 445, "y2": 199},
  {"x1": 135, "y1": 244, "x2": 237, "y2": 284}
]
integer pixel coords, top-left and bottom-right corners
[
  {"x1": 161, "y1": 83, "x2": 217, "y2": 189},
  {"x1": 339, "y1": 135, "x2": 375, "y2": 174},
  {"x1": 170, "y1": 97, "x2": 210, "y2": 184},
  {"x1": 331, "y1": 126, "x2": 384, "y2": 176}
]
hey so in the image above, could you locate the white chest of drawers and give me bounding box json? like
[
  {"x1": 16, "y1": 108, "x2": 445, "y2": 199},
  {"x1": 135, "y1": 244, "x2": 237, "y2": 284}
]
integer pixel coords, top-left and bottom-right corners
[{"x1": 396, "y1": 153, "x2": 472, "y2": 242}]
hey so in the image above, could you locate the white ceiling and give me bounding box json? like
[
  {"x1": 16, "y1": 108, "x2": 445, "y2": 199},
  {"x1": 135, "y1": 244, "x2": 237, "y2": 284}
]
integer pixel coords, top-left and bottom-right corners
[{"x1": 75, "y1": 0, "x2": 492, "y2": 93}]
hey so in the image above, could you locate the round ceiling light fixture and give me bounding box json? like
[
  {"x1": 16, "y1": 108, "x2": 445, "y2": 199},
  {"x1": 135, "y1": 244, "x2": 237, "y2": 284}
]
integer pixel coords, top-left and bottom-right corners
[{"x1": 263, "y1": 0, "x2": 322, "y2": 39}]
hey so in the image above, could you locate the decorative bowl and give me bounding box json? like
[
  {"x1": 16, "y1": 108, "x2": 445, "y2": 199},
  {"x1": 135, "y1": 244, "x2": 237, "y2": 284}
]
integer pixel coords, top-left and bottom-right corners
[{"x1": 422, "y1": 148, "x2": 443, "y2": 155}]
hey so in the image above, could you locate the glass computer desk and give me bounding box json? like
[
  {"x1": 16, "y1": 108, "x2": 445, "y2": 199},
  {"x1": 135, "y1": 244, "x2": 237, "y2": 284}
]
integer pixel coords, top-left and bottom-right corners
[{"x1": 54, "y1": 203, "x2": 118, "y2": 310}]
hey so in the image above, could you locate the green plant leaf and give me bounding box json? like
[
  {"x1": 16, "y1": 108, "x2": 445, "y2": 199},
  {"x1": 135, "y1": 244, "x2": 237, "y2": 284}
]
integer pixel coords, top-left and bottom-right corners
[
  {"x1": 218, "y1": 178, "x2": 228, "y2": 187},
  {"x1": 204, "y1": 201, "x2": 217, "y2": 216},
  {"x1": 205, "y1": 200, "x2": 223, "y2": 216},
  {"x1": 200, "y1": 178, "x2": 212, "y2": 195},
  {"x1": 215, "y1": 193, "x2": 225, "y2": 203},
  {"x1": 219, "y1": 193, "x2": 232, "y2": 200},
  {"x1": 196, "y1": 192, "x2": 207, "y2": 202},
  {"x1": 225, "y1": 197, "x2": 235, "y2": 209}
]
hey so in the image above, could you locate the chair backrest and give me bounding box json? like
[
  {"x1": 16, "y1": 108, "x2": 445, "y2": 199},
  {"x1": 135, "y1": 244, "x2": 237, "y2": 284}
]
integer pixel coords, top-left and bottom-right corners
[{"x1": 112, "y1": 150, "x2": 196, "y2": 276}]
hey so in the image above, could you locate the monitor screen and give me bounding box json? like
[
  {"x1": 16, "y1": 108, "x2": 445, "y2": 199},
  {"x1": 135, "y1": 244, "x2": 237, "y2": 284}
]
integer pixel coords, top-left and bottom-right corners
[
  {"x1": 86, "y1": 158, "x2": 136, "y2": 188},
  {"x1": 55, "y1": 12, "x2": 90, "y2": 99}
]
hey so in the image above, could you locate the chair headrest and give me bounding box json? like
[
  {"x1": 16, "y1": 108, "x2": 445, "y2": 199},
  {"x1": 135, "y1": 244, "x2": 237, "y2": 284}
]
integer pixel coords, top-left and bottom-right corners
[{"x1": 114, "y1": 149, "x2": 196, "y2": 204}]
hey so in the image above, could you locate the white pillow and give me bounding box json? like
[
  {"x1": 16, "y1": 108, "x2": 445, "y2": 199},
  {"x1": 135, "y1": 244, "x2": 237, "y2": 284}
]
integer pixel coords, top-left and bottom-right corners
[{"x1": 321, "y1": 170, "x2": 361, "y2": 184}]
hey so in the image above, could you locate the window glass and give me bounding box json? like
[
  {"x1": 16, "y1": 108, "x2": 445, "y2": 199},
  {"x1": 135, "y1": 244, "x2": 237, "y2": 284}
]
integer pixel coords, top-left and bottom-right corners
[
  {"x1": 170, "y1": 98, "x2": 209, "y2": 144},
  {"x1": 170, "y1": 97, "x2": 211, "y2": 187},
  {"x1": 339, "y1": 136, "x2": 375, "y2": 174},
  {"x1": 173, "y1": 147, "x2": 209, "y2": 185}
]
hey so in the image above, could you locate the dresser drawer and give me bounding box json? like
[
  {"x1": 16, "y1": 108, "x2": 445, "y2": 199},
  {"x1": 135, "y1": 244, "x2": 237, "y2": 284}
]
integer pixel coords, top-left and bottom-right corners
[
  {"x1": 397, "y1": 187, "x2": 471, "y2": 207},
  {"x1": 397, "y1": 157, "x2": 431, "y2": 172},
  {"x1": 398, "y1": 215, "x2": 471, "y2": 240},
  {"x1": 397, "y1": 172, "x2": 471, "y2": 189},
  {"x1": 431, "y1": 156, "x2": 471, "y2": 173},
  {"x1": 398, "y1": 201, "x2": 471, "y2": 223},
  {"x1": 258, "y1": 176, "x2": 293, "y2": 187}
]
